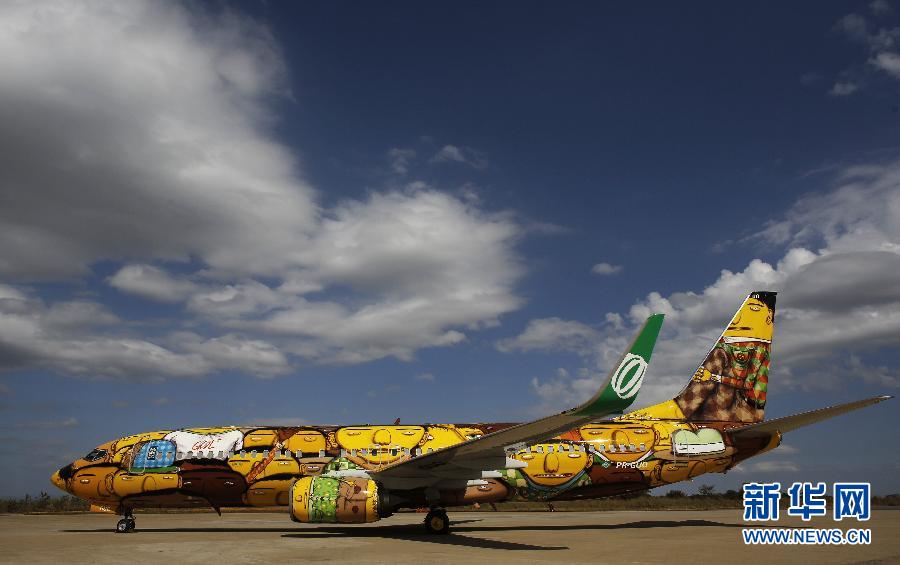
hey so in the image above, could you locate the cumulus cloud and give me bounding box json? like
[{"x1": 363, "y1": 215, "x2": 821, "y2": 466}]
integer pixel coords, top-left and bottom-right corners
[
  {"x1": 871, "y1": 51, "x2": 900, "y2": 77},
  {"x1": 0, "y1": 2, "x2": 526, "y2": 379},
  {"x1": 0, "y1": 1, "x2": 316, "y2": 280},
  {"x1": 829, "y1": 81, "x2": 860, "y2": 96},
  {"x1": 496, "y1": 318, "x2": 600, "y2": 355},
  {"x1": 430, "y1": 145, "x2": 489, "y2": 170},
  {"x1": 388, "y1": 148, "x2": 416, "y2": 175},
  {"x1": 505, "y1": 158, "x2": 900, "y2": 411},
  {"x1": 108, "y1": 264, "x2": 197, "y2": 303},
  {"x1": 833, "y1": 8, "x2": 900, "y2": 85},
  {"x1": 177, "y1": 333, "x2": 290, "y2": 377},
  {"x1": 591, "y1": 262, "x2": 623, "y2": 276}
]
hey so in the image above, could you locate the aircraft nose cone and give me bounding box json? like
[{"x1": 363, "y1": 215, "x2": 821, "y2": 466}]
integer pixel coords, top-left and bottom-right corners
[{"x1": 50, "y1": 469, "x2": 67, "y2": 492}]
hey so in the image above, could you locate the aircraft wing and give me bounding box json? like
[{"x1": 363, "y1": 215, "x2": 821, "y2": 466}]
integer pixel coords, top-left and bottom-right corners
[
  {"x1": 370, "y1": 314, "x2": 664, "y2": 490},
  {"x1": 728, "y1": 395, "x2": 892, "y2": 438}
]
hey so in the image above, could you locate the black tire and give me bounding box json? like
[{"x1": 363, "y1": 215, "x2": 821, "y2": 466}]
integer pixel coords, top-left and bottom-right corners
[
  {"x1": 116, "y1": 519, "x2": 130, "y2": 533},
  {"x1": 126, "y1": 518, "x2": 136, "y2": 532},
  {"x1": 424, "y1": 509, "x2": 450, "y2": 535}
]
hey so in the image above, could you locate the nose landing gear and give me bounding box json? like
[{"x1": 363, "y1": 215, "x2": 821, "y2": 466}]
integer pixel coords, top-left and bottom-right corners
[{"x1": 115, "y1": 510, "x2": 136, "y2": 533}]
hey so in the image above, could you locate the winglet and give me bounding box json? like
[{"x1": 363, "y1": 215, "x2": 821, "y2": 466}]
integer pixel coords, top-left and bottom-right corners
[{"x1": 574, "y1": 313, "x2": 665, "y2": 416}]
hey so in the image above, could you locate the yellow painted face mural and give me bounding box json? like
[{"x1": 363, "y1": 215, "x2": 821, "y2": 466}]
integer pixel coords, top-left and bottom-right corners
[
  {"x1": 335, "y1": 426, "x2": 425, "y2": 465},
  {"x1": 513, "y1": 443, "x2": 592, "y2": 487},
  {"x1": 420, "y1": 425, "x2": 469, "y2": 453},
  {"x1": 672, "y1": 292, "x2": 775, "y2": 423},
  {"x1": 723, "y1": 297, "x2": 774, "y2": 342}
]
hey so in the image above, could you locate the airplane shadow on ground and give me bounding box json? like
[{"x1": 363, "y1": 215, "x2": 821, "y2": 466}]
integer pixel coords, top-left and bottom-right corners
[
  {"x1": 279, "y1": 519, "x2": 752, "y2": 551},
  {"x1": 61, "y1": 518, "x2": 759, "y2": 551}
]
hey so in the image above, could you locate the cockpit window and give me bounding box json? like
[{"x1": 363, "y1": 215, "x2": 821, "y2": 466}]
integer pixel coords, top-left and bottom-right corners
[{"x1": 83, "y1": 449, "x2": 107, "y2": 462}]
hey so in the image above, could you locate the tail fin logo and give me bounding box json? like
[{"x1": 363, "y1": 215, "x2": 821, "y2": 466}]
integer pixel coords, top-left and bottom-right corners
[{"x1": 612, "y1": 354, "x2": 648, "y2": 400}]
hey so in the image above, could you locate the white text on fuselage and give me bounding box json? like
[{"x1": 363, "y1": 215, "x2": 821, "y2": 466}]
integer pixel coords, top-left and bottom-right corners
[{"x1": 615, "y1": 461, "x2": 649, "y2": 469}]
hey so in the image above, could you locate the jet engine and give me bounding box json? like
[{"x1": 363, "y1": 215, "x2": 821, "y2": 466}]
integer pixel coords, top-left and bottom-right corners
[{"x1": 289, "y1": 476, "x2": 392, "y2": 524}]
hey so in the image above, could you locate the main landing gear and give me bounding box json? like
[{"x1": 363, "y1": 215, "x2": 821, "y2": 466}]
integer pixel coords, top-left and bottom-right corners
[
  {"x1": 115, "y1": 510, "x2": 136, "y2": 533},
  {"x1": 423, "y1": 507, "x2": 450, "y2": 535}
]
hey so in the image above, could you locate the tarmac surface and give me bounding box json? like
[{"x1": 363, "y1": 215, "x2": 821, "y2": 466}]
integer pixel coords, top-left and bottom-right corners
[{"x1": 1, "y1": 509, "x2": 898, "y2": 564}]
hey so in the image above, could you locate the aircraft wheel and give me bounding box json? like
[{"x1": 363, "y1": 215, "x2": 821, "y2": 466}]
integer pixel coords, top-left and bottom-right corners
[
  {"x1": 424, "y1": 509, "x2": 450, "y2": 535},
  {"x1": 126, "y1": 518, "x2": 136, "y2": 532},
  {"x1": 116, "y1": 519, "x2": 130, "y2": 533}
]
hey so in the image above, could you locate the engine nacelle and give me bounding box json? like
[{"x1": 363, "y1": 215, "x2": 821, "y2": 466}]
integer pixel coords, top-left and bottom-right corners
[{"x1": 290, "y1": 476, "x2": 387, "y2": 524}]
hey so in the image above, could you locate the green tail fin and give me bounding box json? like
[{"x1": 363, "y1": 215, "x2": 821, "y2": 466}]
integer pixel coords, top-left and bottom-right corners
[{"x1": 575, "y1": 313, "x2": 664, "y2": 416}]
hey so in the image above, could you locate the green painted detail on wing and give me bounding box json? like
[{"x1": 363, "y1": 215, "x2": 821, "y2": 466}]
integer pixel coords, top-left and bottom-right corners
[{"x1": 575, "y1": 313, "x2": 664, "y2": 416}]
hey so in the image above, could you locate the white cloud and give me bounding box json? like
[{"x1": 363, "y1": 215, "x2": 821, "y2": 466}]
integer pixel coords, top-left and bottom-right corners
[
  {"x1": 507, "y1": 158, "x2": 900, "y2": 411},
  {"x1": 414, "y1": 372, "x2": 436, "y2": 382},
  {"x1": 836, "y1": 13, "x2": 870, "y2": 43},
  {"x1": 178, "y1": 333, "x2": 290, "y2": 377},
  {"x1": 430, "y1": 145, "x2": 489, "y2": 170},
  {"x1": 871, "y1": 51, "x2": 900, "y2": 78},
  {"x1": 388, "y1": 148, "x2": 416, "y2": 175},
  {"x1": 833, "y1": 10, "x2": 900, "y2": 84},
  {"x1": 591, "y1": 262, "x2": 623, "y2": 276},
  {"x1": 496, "y1": 318, "x2": 600, "y2": 355},
  {"x1": 751, "y1": 461, "x2": 800, "y2": 473},
  {"x1": 0, "y1": 289, "x2": 291, "y2": 379},
  {"x1": 871, "y1": 0, "x2": 892, "y2": 16},
  {"x1": 829, "y1": 81, "x2": 860, "y2": 96},
  {"x1": 0, "y1": 1, "x2": 317, "y2": 280},
  {"x1": 108, "y1": 264, "x2": 197, "y2": 303},
  {"x1": 14, "y1": 418, "x2": 78, "y2": 430},
  {"x1": 186, "y1": 280, "x2": 290, "y2": 317},
  {"x1": 229, "y1": 189, "x2": 523, "y2": 364},
  {"x1": 0, "y1": 2, "x2": 527, "y2": 378}
]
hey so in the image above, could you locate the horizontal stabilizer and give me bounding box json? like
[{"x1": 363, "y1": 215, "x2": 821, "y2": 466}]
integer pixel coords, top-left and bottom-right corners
[{"x1": 728, "y1": 395, "x2": 892, "y2": 438}]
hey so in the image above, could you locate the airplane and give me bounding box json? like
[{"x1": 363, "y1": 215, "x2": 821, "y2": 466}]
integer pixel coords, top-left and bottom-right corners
[{"x1": 50, "y1": 291, "x2": 891, "y2": 534}]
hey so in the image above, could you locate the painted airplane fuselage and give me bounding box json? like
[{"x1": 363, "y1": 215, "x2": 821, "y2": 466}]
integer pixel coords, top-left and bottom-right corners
[{"x1": 51, "y1": 415, "x2": 779, "y2": 514}]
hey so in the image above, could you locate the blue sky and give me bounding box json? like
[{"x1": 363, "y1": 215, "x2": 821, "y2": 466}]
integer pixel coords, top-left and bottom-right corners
[{"x1": 0, "y1": 1, "x2": 898, "y2": 497}]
